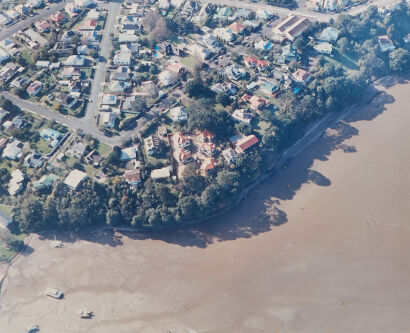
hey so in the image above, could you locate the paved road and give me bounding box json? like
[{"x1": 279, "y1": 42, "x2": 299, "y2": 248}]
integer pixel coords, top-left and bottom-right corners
[
  {"x1": 199, "y1": 0, "x2": 402, "y2": 22},
  {"x1": 85, "y1": 1, "x2": 121, "y2": 129},
  {"x1": 0, "y1": 1, "x2": 69, "y2": 41}
]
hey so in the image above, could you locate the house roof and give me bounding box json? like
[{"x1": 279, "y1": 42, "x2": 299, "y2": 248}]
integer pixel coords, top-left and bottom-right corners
[
  {"x1": 229, "y1": 21, "x2": 245, "y2": 34},
  {"x1": 235, "y1": 135, "x2": 259, "y2": 153}
]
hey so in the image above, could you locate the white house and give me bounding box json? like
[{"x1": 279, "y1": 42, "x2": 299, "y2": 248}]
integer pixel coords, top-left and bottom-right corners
[
  {"x1": 378, "y1": 35, "x2": 395, "y2": 53},
  {"x1": 314, "y1": 42, "x2": 332, "y2": 54},
  {"x1": 319, "y1": 27, "x2": 340, "y2": 42},
  {"x1": 2, "y1": 140, "x2": 23, "y2": 160},
  {"x1": 64, "y1": 169, "x2": 88, "y2": 191},
  {"x1": 64, "y1": 55, "x2": 85, "y2": 66},
  {"x1": 74, "y1": 0, "x2": 94, "y2": 9},
  {"x1": 0, "y1": 49, "x2": 10, "y2": 63},
  {"x1": 169, "y1": 106, "x2": 187, "y2": 122},
  {"x1": 158, "y1": 70, "x2": 178, "y2": 86},
  {"x1": 113, "y1": 51, "x2": 132, "y2": 66},
  {"x1": 101, "y1": 112, "x2": 117, "y2": 128}
]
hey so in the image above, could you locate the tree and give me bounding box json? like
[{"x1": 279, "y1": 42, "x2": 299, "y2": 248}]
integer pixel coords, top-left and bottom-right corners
[
  {"x1": 389, "y1": 48, "x2": 410, "y2": 73},
  {"x1": 131, "y1": 98, "x2": 147, "y2": 114},
  {"x1": 108, "y1": 146, "x2": 121, "y2": 165}
]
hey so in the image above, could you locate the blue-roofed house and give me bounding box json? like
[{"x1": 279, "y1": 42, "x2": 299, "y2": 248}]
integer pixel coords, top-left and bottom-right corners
[{"x1": 254, "y1": 39, "x2": 273, "y2": 51}]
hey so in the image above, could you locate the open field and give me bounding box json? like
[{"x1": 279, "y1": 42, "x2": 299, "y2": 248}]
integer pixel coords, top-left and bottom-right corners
[{"x1": 0, "y1": 77, "x2": 409, "y2": 332}]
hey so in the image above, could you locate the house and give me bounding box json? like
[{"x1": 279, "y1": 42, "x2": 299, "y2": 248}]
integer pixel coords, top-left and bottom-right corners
[
  {"x1": 141, "y1": 81, "x2": 159, "y2": 98},
  {"x1": 40, "y1": 128, "x2": 62, "y2": 147},
  {"x1": 0, "y1": 13, "x2": 12, "y2": 27},
  {"x1": 167, "y1": 62, "x2": 185, "y2": 75},
  {"x1": 87, "y1": 8, "x2": 100, "y2": 20},
  {"x1": 109, "y1": 81, "x2": 131, "y2": 93},
  {"x1": 144, "y1": 135, "x2": 161, "y2": 155},
  {"x1": 80, "y1": 19, "x2": 97, "y2": 31},
  {"x1": 49, "y1": 12, "x2": 65, "y2": 26},
  {"x1": 151, "y1": 166, "x2": 171, "y2": 180},
  {"x1": 2, "y1": 140, "x2": 23, "y2": 160},
  {"x1": 61, "y1": 66, "x2": 81, "y2": 79},
  {"x1": 0, "y1": 137, "x2": 7, "y2": 151},
  {"x1": 79, "y1": 30, "x2": 99, "y2": 43},
  {"x1": 120, "y1": 146, "x2": 137, "y2": 161},
  {"x1": 254, "y1": 39, "x2": 273, "y2": 51},
  {"x1": 6, "y1": 9, "x2": 20, "y2": 21},
  {"x1": 0, "y1": 49, "x2": 10, "y2": 64},
  {"x1": 35, "y1": 20, "x2": 51, "y2": 33},
  {"x1": 176, "y1": 149, "x2": 193, "y2": 164},
  {"x1": 0, "y1": 108, "x2": 9, "y2": 123},
  {"x1": 113, "y1": 51, "x2": 132, "y2": 66},
  {"x1": 11, "y1": 116, "x2": 24, "y2": 129},
  {"x1": 234, "y1": 8, "x2": 251, "y2": 19},
  {"x1": 224, "y1": 65, "x2": 247, "y2": 80},
  {"x1": 15, "y1": 4, "x2": 30, "y2": 16},
  {"x1": 214, "y1": 27, "x2": 234, "y2": 43},
  {"x1": 200, "y1": 158, "x2": 217, "y2": 175},
  {"x1": 0, "y1": 63, "x2": 20, "y2": 83},
  {"x1": 260, "y1": 80, "x2": 279, "y2": 95},
  {"x1": 158, "y1": 70, "x2": 178, "y2": 86},
  {"x1": 124, "y1": 169, "x2": 141, "y2": 186},
  {"x1": 244, "y1": 56, "x2": 268, "y2": 71},
  {"x1": 112, "y1": 66, "x2": 130, "y2": 81},
  {"x1": 273, "y1": 14, "x2": 310, "y2": 41},
  {"x1": 233, "y1": 134, "x2": 259, "y2": 153},
  {"x1": 222, "y1": 148, "x2": 237, "y2": 164},
  {"x1": 120, "y1": 43, "x2": 140, "y2": 54},
  {"x1": 101, "y1": 112, "x2": 117, "y2": 128},
  {"x1": 169, "y1": 106, "x2": 187, "y2": 122},
  {"x1": 26, "y1": 81, "x2": 43, "y2": 96},
  {"x1": 0, "y1": 38, "x2": 15, "y2": 51},
  {"x1": 8, "y1": 169, "x2": 25, "y2": 196},
  {"x1": 70, "y1": 141, "x2": 87, "y2": 158},
  {"x1": 24, "y1": 29, "x2": 48, "y2": 47},
  {"x1": 215, "y1": 6, "x2": 233, "y2": 20},
  {"x1": 64, "y1": 169, "x2": 88, "y2": 191},
  {"x1": 74, "y1": 0, "x2": 94, "y2": 8},
  {"x1": 175, "y1": 132, "x2": 191, "y2": 148},
  {"x1": 56, "y1": 93, "x2": 77, "y2": 109},
  {"x1": 229, "y1": 21, "x2": 246, "y2": 35},
  {"x1": 36, "y1": 60, "x2": 50, "y2": 68},
  {"x1": 256, "y1": 8, "x2": 275, "y2": 20},
  {"x1": 157, "y1": 125, "x2": 167, "y2": 137},
  {"x1": 64, "y1": 55, "x2": 85, "y2": 66},
  {"x1": 32, "y1": 174, "x2": 59, "y2": 191},
  {"x1": 378, "y1": 35, "x2": 395, "y2": 53},
  {"x1": 101, "y1": 94, "x2": 117, "y2": 105},
  {"x1": 118, "y1": 33, "x2": 139, "y2": 43},
  {"x1": 28, "y1": 0, "x2": 43, "y2": 8},
  {"x1": 187, "y1": 44, "x2": 212, "y2": 61},
  {"x1": 319, "y1": 27, "x2": 340, "y2": 42},
  {"x1": 278, "y1": 43, "x2": 298, "y2": 63},
  {"x1": 65, "y1": 3, "x2": 80, "y2": 18},
  {"x1": 200, "y1": 142, "x2": 217, "y2": 157},
  {"x1": 292, "y1": 68, "x2": 312, "y2": 84},
  {"x1": 77, "y1": 45, "x2": 89, "y2": 55},
  {"x1": 10, "y1": 76, "x2": 27, "y2": 89},
  {"x1": 121, "y1": 96, "x2": 138, "y2": 113},
  {"x1": 24, "y1": 151, "x2": 44, "y2": 168},
  {"x1": 249, "y1": 95, "x2": 268, "y2": 110},
  {"x1": 314, "y1": 42, "x2": 332, "y2": 54},
  {"x1": 232, "y1": 109, "x2": 253, "y2": 124},
  {"x1": 211, "y1": 82, "x2": 237, "y2": 95},
  {"x1": 60, "y1": 31, "x2": 77, "y2": 43}
]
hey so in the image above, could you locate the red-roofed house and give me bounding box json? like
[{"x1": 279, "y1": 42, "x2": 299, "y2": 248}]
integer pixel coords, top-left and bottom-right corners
[
  {"x1": 244, "y1": 56, "x2": 268, "y2": 71},
  {"x1": 49, "y1": 12, "x2": 65, "y2": 25},
  {"x1": 35, "y1": 20, "x2": 51, "y2": 32},
  {"x1": 80, "y1": 19, "x2": 97, "y2": 30},
  {"x1": 241, "y1": 93, "x2": 251, "y2": 102},
  {"x1": 249, "y1": 95, "x2": 268, "y2": 110},
  {"x1": 26, "y1": 80, "x2": 43, "y2": 96},
  {"x1": 176, "y1": 149, "x2": 193, "y2": 164},
  {"x1": 166, "y1": 62, "x2": 185, "y2": 75},
  {"x1": 198, "y1": 130, "x2": 215, "y2": 142},
  {"x1": 124, "y1": 169, "x2": 141, "y2": 186},
  {"x1": 292, "y1": 68, "x2": 312, "y2": 84},
  {"x1": 229, "y1": 21, "x2": 246, "y2": 34},
  {"x1": 200, "y1": 142, "x2": 217, "y2": 157},
  {"x1": 234, "y1": 135, "x2": 259, "y2": 153},
  {"x1": 176, "y1": 132, "x2": 191, "y2": 148},
  {"x1": 200, "y1": 157, "x2": 217, "y2": 175}
]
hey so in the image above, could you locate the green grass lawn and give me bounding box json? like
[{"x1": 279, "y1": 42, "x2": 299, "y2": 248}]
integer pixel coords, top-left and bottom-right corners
[
  {"x1": 33, "y1": 138, "x2": 52, "y2": 155},
  {"x1": 21, "y1": 49, "x2": 34, "y2": 65},
  {"x1": 96, "y1": 141, "x2": 111, "y2": 157},
  {"x1": 84, "y1": 164, "x2": 99, "y2": 177},
  {"x1": 0, "y1": 205, "x2": 11, "y2": 216},
  {"x1": 180, "y1": 56, "x2": 198, "y2": 72},
  {"x1": 0, "y1": 229, "x2": 27, "y2": 262}
]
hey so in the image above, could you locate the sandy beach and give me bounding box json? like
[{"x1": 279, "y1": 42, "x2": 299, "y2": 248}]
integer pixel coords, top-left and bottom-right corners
[{"x1": 1, "y1": 77, "x2": 410, "y2": 333}]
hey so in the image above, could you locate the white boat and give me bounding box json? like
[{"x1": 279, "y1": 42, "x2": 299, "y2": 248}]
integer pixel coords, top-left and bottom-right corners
[
  {"x1": 46, "y1": 288, "x2": 63, "y2": 299},
  {"x1": 77, "y1": 308, "x2": 93, "y2": 318},
  {"x1": 26, "y1": 324, "x2": 39, "y2": 333}
]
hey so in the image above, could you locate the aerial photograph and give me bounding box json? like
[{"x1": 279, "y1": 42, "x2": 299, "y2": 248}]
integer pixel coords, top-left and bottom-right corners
[{"x1": 0, "y1": 0, "x2": 409, "y2": 331}]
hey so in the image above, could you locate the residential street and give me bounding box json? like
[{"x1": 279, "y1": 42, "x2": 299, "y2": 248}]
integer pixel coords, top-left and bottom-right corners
[{"x1": 0, "y1": 1, "x2": 68, "y2": 42}]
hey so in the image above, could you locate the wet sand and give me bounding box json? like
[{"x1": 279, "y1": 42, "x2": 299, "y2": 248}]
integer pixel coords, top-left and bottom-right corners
[{"x1": 1, "y1": 78, "x2": 410, "y2": 332}]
